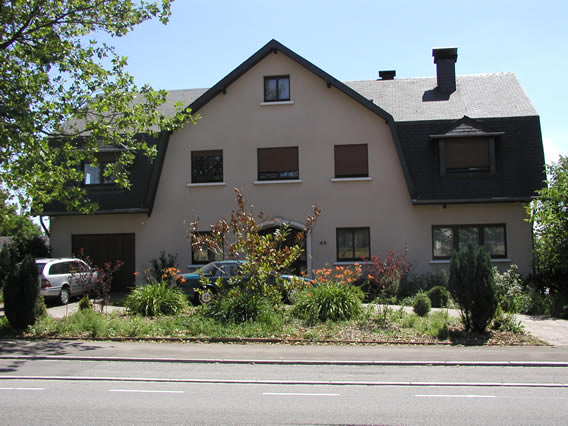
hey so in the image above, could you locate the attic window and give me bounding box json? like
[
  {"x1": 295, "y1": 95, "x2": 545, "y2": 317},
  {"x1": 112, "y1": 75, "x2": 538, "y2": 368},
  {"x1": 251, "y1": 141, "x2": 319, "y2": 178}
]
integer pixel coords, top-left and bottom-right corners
[
  {"x1": 439, "y1": 137, "x2": 495, "y2": 175},
  {"x1": 83, "y1": 152, "x2": 118, "y2": 185},
  {"x1": 264, "y1": 76, "x2": 290, "y2": 102}
]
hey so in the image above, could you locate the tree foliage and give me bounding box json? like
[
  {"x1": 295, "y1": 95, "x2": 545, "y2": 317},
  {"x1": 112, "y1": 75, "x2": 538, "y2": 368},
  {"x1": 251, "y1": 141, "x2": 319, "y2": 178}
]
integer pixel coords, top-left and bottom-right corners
[
  {"x1": 188, "y1": 188, "x2": 320, "y2": 311},
  {"x1": 527, "y1": 156, "x2": 568, "y2": 291},
  {"x1": 0, "y1": 0, "x2": 192, "y2": 213}
]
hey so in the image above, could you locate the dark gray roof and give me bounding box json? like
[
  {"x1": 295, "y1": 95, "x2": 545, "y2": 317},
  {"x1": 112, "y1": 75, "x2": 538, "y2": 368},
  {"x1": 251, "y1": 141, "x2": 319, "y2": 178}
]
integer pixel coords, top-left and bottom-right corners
[
  {"x1": 346, "y1": 73, "x2": 537, "y2": 122},
  {"x1": 162, "y1": 73, "x2": 537, "y2": 124}
]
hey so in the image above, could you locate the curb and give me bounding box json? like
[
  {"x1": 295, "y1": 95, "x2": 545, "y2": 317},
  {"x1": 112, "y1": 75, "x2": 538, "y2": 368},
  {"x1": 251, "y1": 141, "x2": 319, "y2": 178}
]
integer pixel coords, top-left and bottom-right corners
[
  {"x1": 1, "y1": 355, "x2": 567, "y2": 367},
  {"x1": 0, "y1": 374, "x2": 566, "y2": 388}
]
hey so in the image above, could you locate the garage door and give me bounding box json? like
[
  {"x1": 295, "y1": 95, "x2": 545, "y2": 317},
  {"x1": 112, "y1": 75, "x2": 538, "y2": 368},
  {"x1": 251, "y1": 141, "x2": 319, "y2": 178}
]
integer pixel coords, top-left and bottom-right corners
[{"x1": 72, "y1": 233, "x2": 135, "y2": 291}]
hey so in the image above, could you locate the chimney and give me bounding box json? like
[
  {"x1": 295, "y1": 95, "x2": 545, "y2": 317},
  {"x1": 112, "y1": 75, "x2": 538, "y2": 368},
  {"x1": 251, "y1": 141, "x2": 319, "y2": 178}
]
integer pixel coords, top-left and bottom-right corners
[
  {"x1": 432, "y1": 47, "x2": 458, "y2": 94},
  {"x1": 378, "y1": 70, "x2": 396, "y2": 80}
]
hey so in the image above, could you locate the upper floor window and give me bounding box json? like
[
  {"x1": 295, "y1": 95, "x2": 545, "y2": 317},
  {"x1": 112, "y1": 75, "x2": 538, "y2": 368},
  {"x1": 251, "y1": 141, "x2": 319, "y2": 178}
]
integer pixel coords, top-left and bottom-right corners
[
  {"x1": 264, "y1": 76, "x2": 290, "y2": 102},
  {"x1": 336, "y1": 227, "x2": 370, "y2": 261},
  {"x1": 257, "y1": 146, "x2": 299, "y2": 181},
  {"x1": 191, "y1": 150, "x2": 223, "y2": 183},
  {"x1": 334, "y1": 144, "x2": 369, "y2": 178},
  {"x1": 83, "y1": 153, "x2": 117, "y2": 185},
  {"x1": 439, "y1": 137, "x2": 495, "y2": 175},
  {"x1": 432, "y1": 224, "x2": 506, "y2": 259}
]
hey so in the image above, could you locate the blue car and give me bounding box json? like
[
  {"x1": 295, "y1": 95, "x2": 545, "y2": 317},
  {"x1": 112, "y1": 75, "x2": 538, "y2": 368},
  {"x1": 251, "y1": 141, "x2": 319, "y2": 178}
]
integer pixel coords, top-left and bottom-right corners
[
  {"x1": 177, "y1": 260, "x2": 245, "y2": 304},
  {"x1": 177, "y1": 260, "x2": 313, "y2": 304}
]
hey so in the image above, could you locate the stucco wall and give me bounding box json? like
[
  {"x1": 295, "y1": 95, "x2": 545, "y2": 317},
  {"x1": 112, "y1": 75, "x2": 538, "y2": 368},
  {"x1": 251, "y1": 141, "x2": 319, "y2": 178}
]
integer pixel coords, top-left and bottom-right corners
[{"x1": 50, "y1": 51, "x2": 535, "y2": 277}]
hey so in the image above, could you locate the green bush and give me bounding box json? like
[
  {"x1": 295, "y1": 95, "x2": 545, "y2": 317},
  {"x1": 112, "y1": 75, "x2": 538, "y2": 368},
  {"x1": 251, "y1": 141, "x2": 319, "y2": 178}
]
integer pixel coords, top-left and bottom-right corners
[
  {"x1": 492, "y1": 307, "x2": 524, "y2": 333},
  {"x1": 291, "y1": 282, "x2": 364, "y2": 325},
  {"x1": 125, "y1": 280, "x2": 188, "y2": 316},
  {"x1": 78, "y1": 295, "x2": 93, "y2": 311},
  {"x1": 426, "y1": 285, "x2": 450, "y2": 308},
  {"x1": 493, "y1": 265, "x2": 530, "y2": 313},
  {"x1": 448, "y1": 245, "x2": 497, "y2": 333},
  {"x1": 413, "y1": 291, "x2": 431, "y2": 317},
  {"x1": 205, "y1": 288, "x2": 277, "y2": 324},
  {"x1": 3, "y1": 254, "x2": 45, "y2": 329}
]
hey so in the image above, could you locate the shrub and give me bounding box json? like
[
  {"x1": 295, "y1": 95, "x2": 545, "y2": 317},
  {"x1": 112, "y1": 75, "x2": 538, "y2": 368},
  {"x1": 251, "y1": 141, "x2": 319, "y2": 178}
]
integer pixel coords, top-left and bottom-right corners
[
  {"x1": 361, "y1": 248, "x2": 411, "y2": 301},
  {"x1": 148, "y1": 251, "x2": 179, "y2": 283},
  {"x1": 492, "y1": 307, "x2": 524, "y2": 333},
  {"x1": 291, "y1": 283, "x2": 364, "y2": 325},
  {"x1": 125, "y1": 280, "x2": 188, "y2": 317},
  {"x1": 205, "y1": 288, "x2": 276, "y2": 323},
  {"x1": 448, "y1": 245, "x2": 497, "y2": 333},
  {"x1": 426, "y1": 285, "x2": 450, "y2": 308},
  {"x1": 78, "y1": 295, "x2": 93, "y2": 311},
  {"x1": 3, "y1": 254, "x2": 45, "y2": 329},
  {"x1": 493, "y1": 265, "x2": 530, "y2": 313},
  {"x1": 413, "y1": 291, "x2": 431, "y2": 317}
]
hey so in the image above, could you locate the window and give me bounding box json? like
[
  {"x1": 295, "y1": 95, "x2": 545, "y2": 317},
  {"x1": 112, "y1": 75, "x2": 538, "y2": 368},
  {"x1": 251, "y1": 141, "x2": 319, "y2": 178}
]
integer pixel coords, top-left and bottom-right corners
[
  {"x1": 83, "y1": 152, "x2": 118, "y2": 185},
  {"x1": 257, "y1": 147, "x2": 299, "y2": 181},
  {"x1": 336, "y1": 227, "x2": 370, "y2": 261},
  {"x1": 83, "y1": 162, "x2": 115, "y2": 185},
  {"x1": 334, "y1": 144, "x2": 369, "y2": 178},
  {"x1": 191, "y1": 232, "x2": 223, "y2": 265},
  {"x1": 191, "y1": 150, "x2": 223, "y2": 183},
  {"x1": 439, "y1": 137, "x2": 495, "y2": 175},
  {"x1": 432, "y1": 224, "x2": 507, "y2": 259},
  {"x1": 264, "y1": 76, "x2": 290, "y2": 102}
]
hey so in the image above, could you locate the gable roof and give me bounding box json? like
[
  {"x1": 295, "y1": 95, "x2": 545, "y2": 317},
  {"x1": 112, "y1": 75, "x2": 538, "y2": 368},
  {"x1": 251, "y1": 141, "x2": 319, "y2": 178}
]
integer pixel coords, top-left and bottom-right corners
[{"x1": 429, "y1": 116, "x2": 505, "y2": 139}]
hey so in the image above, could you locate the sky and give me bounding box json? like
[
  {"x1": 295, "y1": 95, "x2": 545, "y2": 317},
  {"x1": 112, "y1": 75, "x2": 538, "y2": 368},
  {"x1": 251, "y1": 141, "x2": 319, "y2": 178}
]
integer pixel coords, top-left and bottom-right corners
[{"x1": 103, "y1": 0, "x2": 567, "y2": 164}]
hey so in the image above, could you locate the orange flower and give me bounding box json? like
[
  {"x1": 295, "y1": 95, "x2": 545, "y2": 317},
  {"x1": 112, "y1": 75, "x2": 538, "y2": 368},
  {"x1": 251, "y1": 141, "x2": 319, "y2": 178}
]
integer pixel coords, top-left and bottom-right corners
[{"x1": 307, "y1": 294, "x2": 312, "y2": 297}]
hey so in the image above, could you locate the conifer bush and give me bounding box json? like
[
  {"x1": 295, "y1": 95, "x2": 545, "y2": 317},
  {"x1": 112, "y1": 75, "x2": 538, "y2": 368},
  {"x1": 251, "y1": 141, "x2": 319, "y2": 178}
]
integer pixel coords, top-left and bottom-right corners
[
  {"x1": 426, "y1": 285, "x2": 450, "y2": 308},
  {"x1": 3, "y1": 254, "x2": 45, "y2": 329},
  {"x1": 448, "y1": 245, "x2": 497, "y2": 332}
]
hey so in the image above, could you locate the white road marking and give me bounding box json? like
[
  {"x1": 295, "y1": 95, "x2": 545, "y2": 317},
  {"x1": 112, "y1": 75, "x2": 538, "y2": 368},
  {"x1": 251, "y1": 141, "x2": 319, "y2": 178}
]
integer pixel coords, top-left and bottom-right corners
[
  {"x1": 416, "y1": 394, "x2": 496, "y2": 398},
  {"x1": 263, "y1": 392, "x2": 339, "y2": 396},
  {"x1": 0, "y1": 387, "x2": 44, "y2": 391},
  {"x1": 109, "y1": 389, "x2": 184, "y2": 394}
]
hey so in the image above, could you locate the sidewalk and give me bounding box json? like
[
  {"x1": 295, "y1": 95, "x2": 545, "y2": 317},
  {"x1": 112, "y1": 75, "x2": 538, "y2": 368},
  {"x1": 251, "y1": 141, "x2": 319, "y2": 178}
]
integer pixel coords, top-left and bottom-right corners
[{"x1": 0, "y1": 339, "x2": 567, "y2": 365}]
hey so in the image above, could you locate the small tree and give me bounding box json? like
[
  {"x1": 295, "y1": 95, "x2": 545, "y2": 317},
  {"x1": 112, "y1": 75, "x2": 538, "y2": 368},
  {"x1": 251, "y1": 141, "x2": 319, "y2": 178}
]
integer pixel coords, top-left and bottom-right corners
[
  {"x1": 188, "y1": 188, "x2": 320, "y2": 319},
  {"x1": 3, "y1": 254, "x2": 45, "y2": 329},
  {"x1": 527, "y1": 156, "x2": 568, "y2": 293},
  {"x1": 362, "y1": 248, "x2": 411, "y2": 301},
  {"x1": 448, "y1": 244, "x2": 497, "y2": 333}
]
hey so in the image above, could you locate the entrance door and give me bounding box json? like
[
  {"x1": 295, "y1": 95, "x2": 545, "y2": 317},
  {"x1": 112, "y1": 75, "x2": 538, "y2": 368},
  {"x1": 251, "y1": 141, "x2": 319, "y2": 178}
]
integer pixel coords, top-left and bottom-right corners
[
  {"x1": 72, "y1": 233, "x2": 135, "y2": 291},
  {"x1": 259, "y1": 226, "x2": 307, "y2": 275}
]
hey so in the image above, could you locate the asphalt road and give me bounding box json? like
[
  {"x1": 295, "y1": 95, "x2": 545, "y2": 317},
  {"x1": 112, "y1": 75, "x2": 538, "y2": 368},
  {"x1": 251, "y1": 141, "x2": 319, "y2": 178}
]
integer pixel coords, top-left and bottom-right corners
[{"x1": 1, "y1": 357, "x2": 567, "y2": 424}]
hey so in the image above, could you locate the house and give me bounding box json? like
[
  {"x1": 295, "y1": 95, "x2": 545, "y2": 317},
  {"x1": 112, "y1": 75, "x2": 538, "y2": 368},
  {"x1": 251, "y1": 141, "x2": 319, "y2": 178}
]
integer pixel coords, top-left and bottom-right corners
[{"x1": 44, "y1": 40, "x2": 545, "y2": 290}]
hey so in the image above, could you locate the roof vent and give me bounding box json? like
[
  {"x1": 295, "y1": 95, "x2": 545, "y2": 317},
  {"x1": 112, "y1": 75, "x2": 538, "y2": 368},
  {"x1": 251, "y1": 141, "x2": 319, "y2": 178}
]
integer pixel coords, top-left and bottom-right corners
[
  {"x1": 432, "y1": 47, "x2": 458, "y2": 94},
  {"x1": 378, "y1": 70, "x2": 396, "y2": 80}
]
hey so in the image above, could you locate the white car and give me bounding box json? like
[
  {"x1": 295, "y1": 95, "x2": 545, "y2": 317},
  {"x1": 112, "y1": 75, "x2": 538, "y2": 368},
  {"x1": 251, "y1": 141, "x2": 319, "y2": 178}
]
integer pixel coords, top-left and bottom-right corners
[{"x1": 36, "y1": 258, "x2": 96, "y2": 305}]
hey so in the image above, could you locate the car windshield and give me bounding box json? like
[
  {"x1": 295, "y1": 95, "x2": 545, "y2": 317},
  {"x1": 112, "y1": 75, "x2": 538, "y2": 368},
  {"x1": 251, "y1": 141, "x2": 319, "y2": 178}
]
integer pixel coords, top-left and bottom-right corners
[
  {"x1": 198, "y1": 262, "x2": 220, "y2": 276},
  {"x1": 36, "y1": 262, "x2": 46, "y2": 274}
]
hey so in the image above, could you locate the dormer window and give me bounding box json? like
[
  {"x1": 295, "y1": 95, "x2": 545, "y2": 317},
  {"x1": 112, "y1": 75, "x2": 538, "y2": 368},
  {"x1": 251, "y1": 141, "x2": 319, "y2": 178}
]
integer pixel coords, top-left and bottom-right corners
[
  {"x1": 264, "y1": 76, "x2": 290, "y2": 102},
  {"x1": 83, "y1": 152, "x2": 118, "y2": 185},
  {"x1": 431, "y1": 116, "x2": 503, "y2": 177},
  {"x1": 440, "y1": 137, "x2": 495, "y2": 175}
]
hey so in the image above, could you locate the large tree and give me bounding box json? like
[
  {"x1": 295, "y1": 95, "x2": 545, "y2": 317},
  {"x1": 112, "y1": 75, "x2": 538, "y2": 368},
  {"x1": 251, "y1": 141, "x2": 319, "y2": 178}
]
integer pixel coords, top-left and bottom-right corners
[
  {"x1": 528, "y1": 155, "x2": 568, "y2": 290},
  {"x1": 0, "y1": 0, "x2": 191, "y2": 213}
]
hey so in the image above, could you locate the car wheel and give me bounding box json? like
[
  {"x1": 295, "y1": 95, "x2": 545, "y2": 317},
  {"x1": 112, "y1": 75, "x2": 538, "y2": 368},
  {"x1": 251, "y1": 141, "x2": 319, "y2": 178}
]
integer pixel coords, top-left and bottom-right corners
[
  {"x1": 286, "y1": 288, "x2": 298, "y2": 304},
  {"x1": 198, "y1": 288, "x2": 215, "y2": 305},
  {"x1": 59, "y1": 286, "x2": 71, "y2": 305}
]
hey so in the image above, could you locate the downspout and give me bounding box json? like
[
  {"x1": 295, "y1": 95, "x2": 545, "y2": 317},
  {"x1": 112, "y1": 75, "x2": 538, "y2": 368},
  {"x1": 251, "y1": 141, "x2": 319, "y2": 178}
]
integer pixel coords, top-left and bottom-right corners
[{"x1": 39, "y1": 216, "x2": 50, "y2": 238}]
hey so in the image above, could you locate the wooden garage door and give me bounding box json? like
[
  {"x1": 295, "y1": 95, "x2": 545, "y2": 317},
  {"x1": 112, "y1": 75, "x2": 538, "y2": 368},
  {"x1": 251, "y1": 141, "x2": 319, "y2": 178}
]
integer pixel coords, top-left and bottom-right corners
[{"x1": 72, "y1": 233, "x2": 135, "y2": 291}]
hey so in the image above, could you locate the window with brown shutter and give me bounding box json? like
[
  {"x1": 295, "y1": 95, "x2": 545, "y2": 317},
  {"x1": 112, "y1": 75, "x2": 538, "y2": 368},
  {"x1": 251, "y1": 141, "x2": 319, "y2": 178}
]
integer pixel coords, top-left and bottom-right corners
[
  {"x1": 334, "y1": 144, "x2": 368, "y2": 178},
  {"x1": 257, "y1": 147, "x2": 299, "y2": 181},
  {"x1": 440, "y1": 137, "x2": 495, "y2": 175}
]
